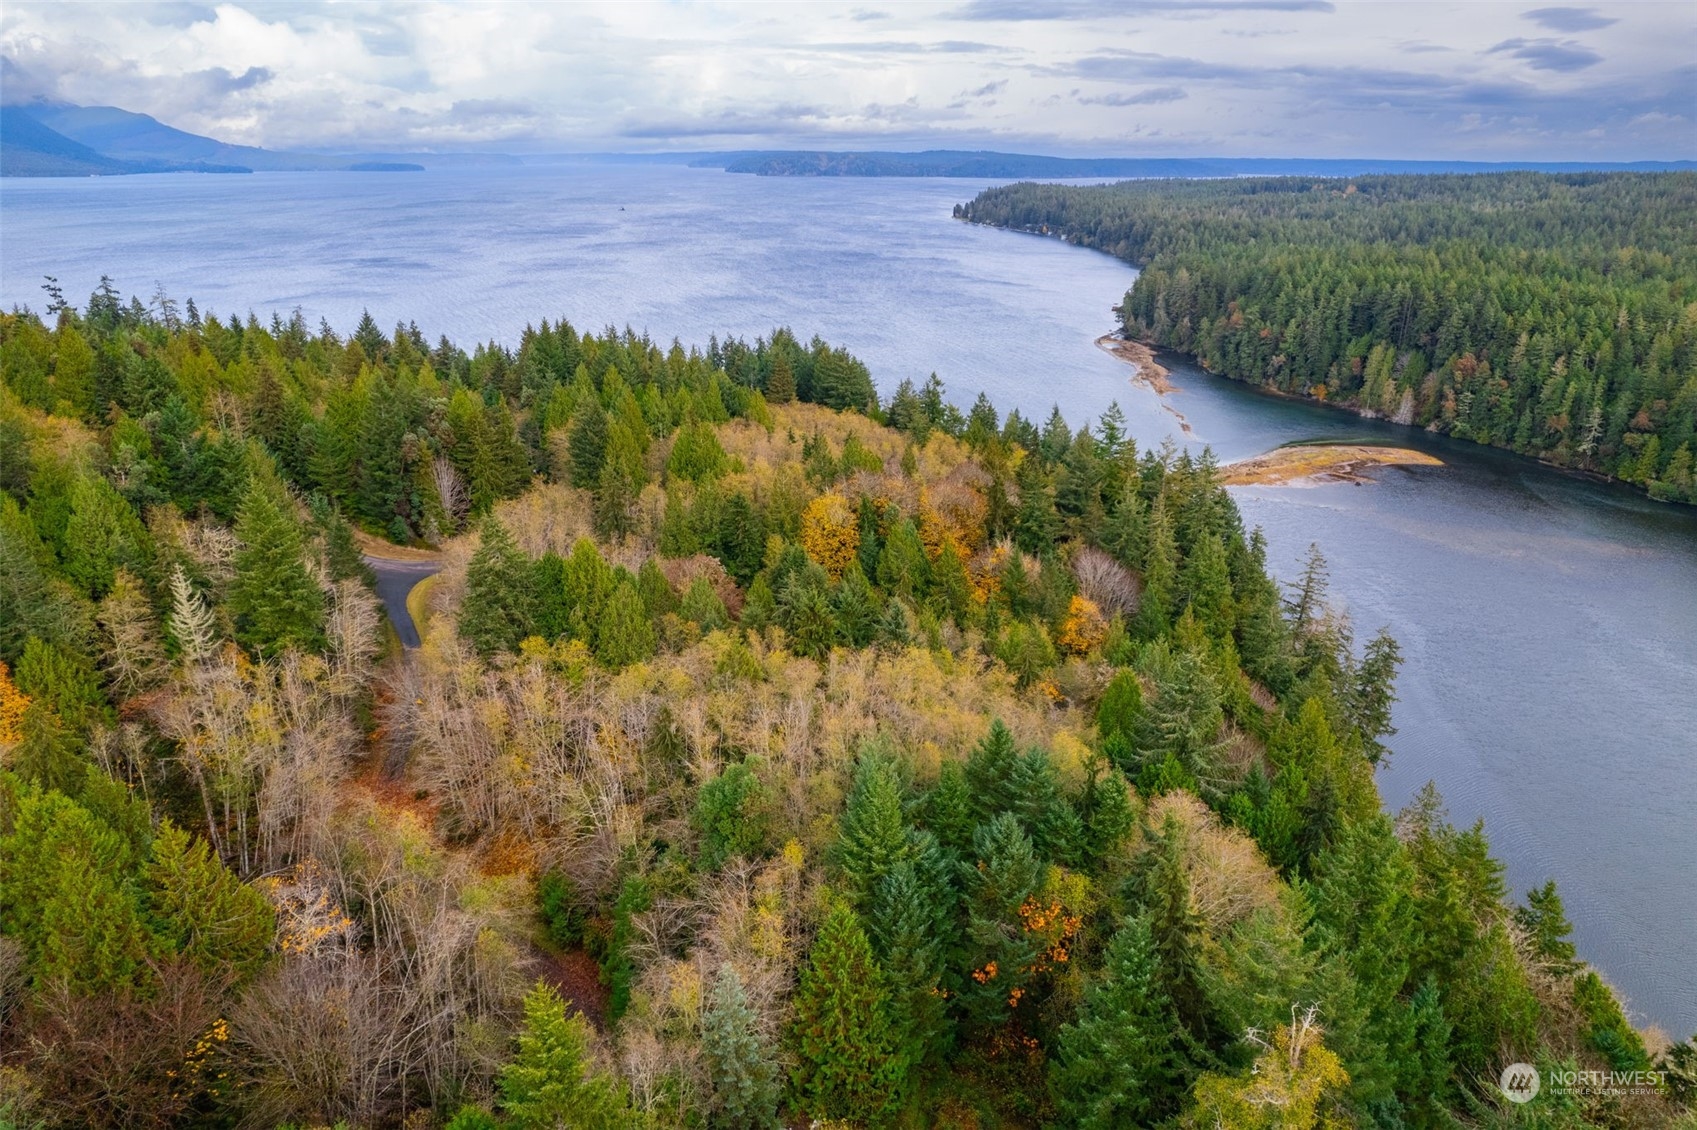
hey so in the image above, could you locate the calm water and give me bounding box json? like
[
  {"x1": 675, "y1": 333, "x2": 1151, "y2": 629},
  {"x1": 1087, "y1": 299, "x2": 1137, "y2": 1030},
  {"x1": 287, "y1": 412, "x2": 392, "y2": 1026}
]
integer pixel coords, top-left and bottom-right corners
[{"x1": 4, "y1": 165, "x2": 1694, "y2": 1036}]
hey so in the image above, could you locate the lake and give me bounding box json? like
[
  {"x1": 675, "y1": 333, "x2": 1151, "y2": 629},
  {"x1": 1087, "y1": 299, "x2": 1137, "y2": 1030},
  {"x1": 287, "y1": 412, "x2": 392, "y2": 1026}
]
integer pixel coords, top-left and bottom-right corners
[{"x1": 3, "y1": 163, "x2": 1694, "y2": 1037}]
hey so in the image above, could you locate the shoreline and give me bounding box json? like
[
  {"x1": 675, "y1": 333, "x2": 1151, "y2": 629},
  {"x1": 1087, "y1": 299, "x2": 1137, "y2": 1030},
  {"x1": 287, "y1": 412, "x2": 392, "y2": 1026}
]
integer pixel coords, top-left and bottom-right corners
[
  {"x1": 1094, "y1": 333, "x2": 1174, "y2": 395},
  {"x1": 1219, "y1": 443, "x2": 1443, "y2": 487},
  {"x1": 1095, "y1": 333, "x2": 1192, "y2": 434}
]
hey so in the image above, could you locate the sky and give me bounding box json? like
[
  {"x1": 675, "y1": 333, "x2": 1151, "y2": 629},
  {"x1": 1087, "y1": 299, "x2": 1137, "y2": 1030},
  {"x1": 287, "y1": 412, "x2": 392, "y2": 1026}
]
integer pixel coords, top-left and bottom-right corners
[{"x1": 1, "y1": 1, "x2": 1691, "y2": 159}]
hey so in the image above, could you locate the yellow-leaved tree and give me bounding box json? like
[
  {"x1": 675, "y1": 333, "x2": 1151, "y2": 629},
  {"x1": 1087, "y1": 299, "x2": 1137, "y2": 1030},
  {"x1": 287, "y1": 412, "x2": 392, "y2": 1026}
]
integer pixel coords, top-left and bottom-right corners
[
  {"x1": 1184, "y1": 1007, "x2": 1351, "y2": 1130},
  {"x1": 799, "y1": 492, "x2": 860, "y2": 582},
  {"x1": 0, "y1": 659, "x2": 29, "y2": 745}
]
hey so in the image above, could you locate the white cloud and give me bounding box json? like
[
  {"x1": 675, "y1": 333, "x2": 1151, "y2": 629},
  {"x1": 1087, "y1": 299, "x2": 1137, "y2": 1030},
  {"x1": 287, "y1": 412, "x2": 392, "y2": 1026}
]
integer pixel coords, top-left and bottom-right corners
[{"x1": 0, "y1": 0, "x2": 1690, "y2": 158}]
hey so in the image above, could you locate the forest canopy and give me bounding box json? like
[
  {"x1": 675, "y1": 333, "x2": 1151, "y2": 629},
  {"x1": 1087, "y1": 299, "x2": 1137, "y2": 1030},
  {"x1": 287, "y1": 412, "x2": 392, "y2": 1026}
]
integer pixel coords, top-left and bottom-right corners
[
  {"x1": 957, "y1": 172, "x2": 1697, "y2": 504},
  {"x1": 0, "y1": 282, "x2": 1690, "y2": 1128}
]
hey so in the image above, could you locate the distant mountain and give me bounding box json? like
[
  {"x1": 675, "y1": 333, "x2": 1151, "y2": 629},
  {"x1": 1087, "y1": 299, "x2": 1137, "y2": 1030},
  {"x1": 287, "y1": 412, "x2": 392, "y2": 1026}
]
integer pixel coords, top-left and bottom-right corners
[
  {"x1": 1, "y1": 100, "x2": 501, "y2": 177},
  {"x1": 704, "y1": 149, "x2": 1697, "y2": 178},
  {"x1": 0, "y1": 105, "x2": 134, "y2": 176},
  {"x1": 0, "y1": 104, "x2": 249, "y2": 176}
]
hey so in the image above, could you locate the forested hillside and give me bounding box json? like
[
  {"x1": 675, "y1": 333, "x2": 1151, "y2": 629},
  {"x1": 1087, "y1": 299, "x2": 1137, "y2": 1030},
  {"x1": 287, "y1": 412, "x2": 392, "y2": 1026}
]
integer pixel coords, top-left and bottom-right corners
[
  {"x1": 957, "y1": 173, "x2": 1697, "y2": 504},
  {"x1": 1, "y1": 284, "x2": 1692, "y2": 1128}
]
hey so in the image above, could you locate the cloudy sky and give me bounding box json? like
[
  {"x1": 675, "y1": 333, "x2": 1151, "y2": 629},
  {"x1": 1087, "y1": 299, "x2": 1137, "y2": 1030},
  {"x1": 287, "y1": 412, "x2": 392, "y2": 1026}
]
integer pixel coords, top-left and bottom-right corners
[{"x1": 2, "y1": 1, "x2": 1691, "y2": 159}]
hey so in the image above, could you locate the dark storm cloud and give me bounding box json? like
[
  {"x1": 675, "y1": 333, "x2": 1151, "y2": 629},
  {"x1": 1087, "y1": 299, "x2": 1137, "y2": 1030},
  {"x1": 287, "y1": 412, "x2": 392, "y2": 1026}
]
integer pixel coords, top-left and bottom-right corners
[
  {"x1": 951, "y1": 0, "x2": 1332, "y2": 19},
  {"x1": 1488, "y1": 37, "x2": 1604, "y2": 72},
  {"x1": 1523, "y1": 7, "x2": 1619, "y2": 33},
  {"x1": 1077, "y1": 85, "x2": 1188, "y2": 105}
]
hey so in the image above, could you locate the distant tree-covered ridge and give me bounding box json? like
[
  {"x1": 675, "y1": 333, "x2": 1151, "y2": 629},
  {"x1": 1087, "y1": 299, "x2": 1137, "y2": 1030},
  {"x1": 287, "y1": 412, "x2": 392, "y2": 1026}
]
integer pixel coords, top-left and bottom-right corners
[
  {"x1": 0, "y1": 281, "x2": 1688, "y2": 1127},
  {"x1": 959, "y1": 172, "x2": 1697, "y2": 504}
]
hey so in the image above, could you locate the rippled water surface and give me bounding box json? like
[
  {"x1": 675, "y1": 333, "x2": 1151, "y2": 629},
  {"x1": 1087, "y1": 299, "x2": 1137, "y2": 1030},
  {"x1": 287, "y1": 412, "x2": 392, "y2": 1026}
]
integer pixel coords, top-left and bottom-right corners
[{"x1": 5, "y1": 164, "x2": 1694, "y2": 1035}]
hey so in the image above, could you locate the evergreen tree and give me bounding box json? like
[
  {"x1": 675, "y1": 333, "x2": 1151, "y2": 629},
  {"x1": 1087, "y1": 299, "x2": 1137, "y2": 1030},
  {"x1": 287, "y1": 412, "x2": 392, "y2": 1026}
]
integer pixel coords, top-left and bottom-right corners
[
  {"x1": 958, "y1": 813, "x2": 1044, "y2": 1029},
  {"x1": 679, "y1": 575, "x2": 728, "y2": 631},
  {"x1": 695, "y1": 761, "x2": 771, "y2": 869},
  {"x1": 836, "y1": 746, "x2": 912, "y2": 904},
  {"x1": 1178, "y1": 531, "x2": 1234, "y2": 637},
  {"x1": 459, "y1": 518, "x2": 537, "y2": 656},
  {"x1": 62, "y1": 473, "x2": 150, "y2": 598},
  {"x1": 790, "y1": 903, "x2": 904, "y2": 1121},
  {"x1": 702, "y1": 964, "x2": 782, "y2": 1129},
  {"x1": 831, "y1": 560, "x2": 880, "y2": 647},
  {"x1": 144, "y1": 821, "x2": 273, "y2": 982},
  {"x1": 499, "y1": 983, "x2": 638, "y2": 1129},
  {"x1": 594, "y1": 578, "x2": 656, "y2": 668},
  {"x1": 1051, "y1": 914, "x2": 1191, "y2": 1128},
  {"x1": 765, "y1": 353, "x2": 797, "y2": 404},
  {"x1": 1514, "y1": 880, "x2": 1578, "y2": 973},
  {"x1": 867, "y1": 860, "x2": 951, "y2": 1072},
  {"x1": 568, "y1": 400, "x2": 610, "y2": 490},
  {"x1": 228, "y1": 474, "x2": 325, "y2": 655},
  {"x1": 876, "y1": 519, "x2": 929, "y2": 604},
  {"x1": 1134, "y1": 498, "x2": 1178, "y2": 638}
]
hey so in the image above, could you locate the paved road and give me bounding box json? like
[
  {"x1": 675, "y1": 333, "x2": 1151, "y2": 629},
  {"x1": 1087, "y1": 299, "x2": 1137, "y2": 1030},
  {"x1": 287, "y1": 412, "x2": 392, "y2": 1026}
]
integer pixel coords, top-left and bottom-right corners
[{"x1": 364, "y1": 556, "x2": 442, "y2": 648}]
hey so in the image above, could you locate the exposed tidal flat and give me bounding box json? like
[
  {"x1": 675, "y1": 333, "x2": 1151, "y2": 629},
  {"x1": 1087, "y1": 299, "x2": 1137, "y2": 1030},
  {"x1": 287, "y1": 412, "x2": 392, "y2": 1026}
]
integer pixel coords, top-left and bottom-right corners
[{"x1": 2, "y1": 163, "x2": 1694, "y2": 1034}]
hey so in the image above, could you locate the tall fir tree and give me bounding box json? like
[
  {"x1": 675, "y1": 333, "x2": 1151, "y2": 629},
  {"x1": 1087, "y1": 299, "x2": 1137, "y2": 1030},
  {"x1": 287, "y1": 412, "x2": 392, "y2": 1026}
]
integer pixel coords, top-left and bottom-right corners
[
  {"x1": 1051, "y1": 914, "x2": 1192, "y2": 1128},
  {"x1": 789, "y1": 903, "x2": 904, "y2": 1121},
  {"x1": 458, "y1": 517, "x2": 538, "y2": 656},
  {"x1": 498, "y1": 983, "x2": 637, "y2": 1129},
  {"x1": 228, "y1": 473, "x2": 325, "y2": 655},
  {"x1": 702, "y1": 963, "x2": 782, "y2": 1130}
]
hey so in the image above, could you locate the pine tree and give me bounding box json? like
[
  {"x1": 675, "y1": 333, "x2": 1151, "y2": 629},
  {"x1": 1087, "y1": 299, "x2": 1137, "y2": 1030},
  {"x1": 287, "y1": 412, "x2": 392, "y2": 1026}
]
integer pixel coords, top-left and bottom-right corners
[
  {"x1": 765, "y1": 353, "x2": 797, "y2": 404},
  {"x1": 702, "y1": 964, "x2": 782, "y2": 1129},
  {"x1": 145, "y1": 821, "x2": 273, "y2": 982},
  {"x1": 1178, "y1": 531, "x2": 1234, "y2": 637},
  {"x1": 831, "y1": 560, "x2": 879, "y2": 647},
  {"x1": 459, "y1": 518, "x2": 537, "y2": 656},
  {"x1": 789, "y1": 903, "x2": 903, "y2": 1121},
  {"x1": 867, "y1": 861, "x2": 951, "y2": 1072},
  {"x1": 1096, "y1": 668, "x2": 1144, "y2": 763},
  {"x1": 62, "y1": 473, "x2": 150, "y2": 599},
  {"x1": 228, "y1": 474, "x2": 325, "y2": 655},
  {"x1": 499, "y1": 983, "x2": 636, "y2": 1129},
  {"x1": 568, "y1": 401, "x2": 610, "y2": 490},
  {"x1": 836, "y1": 747, "x2": 913, "y2": 904},
  {"x1": 876, "y1": 519, "x2": 930, "y2": 604},
  {"x1": 1134, "y1": 499, "x2": 1177, "y2": 638},
  {"x1": 1051, "y1": 914, "x2": 1191, "y2": 1128},
  {"x1": 593, "y1": 455, "x2": 638, "y2": 541},
  {"x1": 1136, "y1": 813, "x2": 1210, "y2": 1039},
  {"x1": 1514, "y1": 880, "x2": 1578, "y2": 973},
  {"x1": 959, "y1": 813, "x2": 1044, "y2": 1029},
  {"x1": 594, "y1": 579, "x2": 655, "y2": 668},
  {"x1": 679, "y1": 575, "x2": 729, "y2": 632}
]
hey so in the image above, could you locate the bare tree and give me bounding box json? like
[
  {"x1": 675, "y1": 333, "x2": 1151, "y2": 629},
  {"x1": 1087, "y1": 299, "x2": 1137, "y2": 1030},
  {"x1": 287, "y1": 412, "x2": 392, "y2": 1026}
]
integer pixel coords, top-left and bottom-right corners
[{"x1": 433, "y1": 456, "x2": 470, "y2": 533}]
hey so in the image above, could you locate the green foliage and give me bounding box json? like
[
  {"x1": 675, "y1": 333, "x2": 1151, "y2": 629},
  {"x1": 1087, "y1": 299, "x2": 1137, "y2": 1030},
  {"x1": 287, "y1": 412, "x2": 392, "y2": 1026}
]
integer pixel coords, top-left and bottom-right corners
[
  {"x1": 789, "y1": 903, "x2": 904, "y2": 1121},
  {"x1": 228, "y1": 472, "x2": 325, "y2": 655},
  {"x1": 702, "y1": 964, "x2": 782, "y2": 1129},
  {"x1": 499, "y1": 983, "x2": 640, "y2": 1129},
  {"x1": 694, "y1": 761, "x2": 771, "y2": 870},
  {"x1": 835, "y1": 745, "x2": 912, "y2": 904},
  {"x1": 963, "y1": 173, "x2": 1697, "y2": 503},
  {"x1": 1051, "y1": 914, "x2": 1192, "y2": 1128},
  {"x1": 144, "y1": 821, "x2": 274, "y2": 983},
  {"x1": 460, "y1": 517, "x2": 538, "y2": 656},
  {"x1": 593, "y1": 578, "x2": 655, "y2": 667}
]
